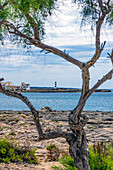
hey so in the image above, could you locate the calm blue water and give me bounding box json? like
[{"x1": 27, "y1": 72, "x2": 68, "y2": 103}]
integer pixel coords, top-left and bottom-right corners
[{"x1": 0, "y1": 91, "x2": 113, "y2": 111}]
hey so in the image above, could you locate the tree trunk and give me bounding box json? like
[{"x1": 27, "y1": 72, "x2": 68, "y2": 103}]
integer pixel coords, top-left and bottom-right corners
[
  {"x1": 67, "y1": 129, "x2": 89, "y2": 170},
  {"x1": 68, "y1": 111, "x2": 90, "y2": 170},
  {"x1": 78, "y1": 67, "x2": 90, "y2": 104},
  {"x1": 67, "y1": 67, "x2": 90, "y2": 170}
]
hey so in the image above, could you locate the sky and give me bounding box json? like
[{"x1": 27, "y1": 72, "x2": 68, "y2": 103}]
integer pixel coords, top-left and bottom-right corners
[{"x1": 0, "y1": 0, "x2": 113, "y2": 89}]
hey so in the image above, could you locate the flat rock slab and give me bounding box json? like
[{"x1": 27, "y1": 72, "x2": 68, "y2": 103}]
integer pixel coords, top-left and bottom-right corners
[{"x1": 0, "y1": 110, "x2": 113, "y2": 169}]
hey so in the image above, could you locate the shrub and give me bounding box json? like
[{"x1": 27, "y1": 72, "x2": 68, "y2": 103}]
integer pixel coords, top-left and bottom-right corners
[
  {"x1": 53, "y1": 142, "x2": 113, "y2": 170},
  {"x1": 9, "y1": 131, "x2": 16, "y2": 136},
  {"x1": 15, "y1": 118, "x2": 19, "y2": 123},
  {"x1": 89, "y1": 142, "x2": 113, "y2": 170},
  {"x1": 0, "y1": 137, "x2": 38, "y2": 164},
  {"x1": 18, "y1": 111, "x2": 22, "y2": 114},
  {"x1": 46, "y1": 144, "x2": 60, "y2": 161},
  {"x1": 59, "y1": 155, "x2": 77, "y2": 170},
  {"x1": 46, "y1": 144, "x2": 57, "y2": 151},
  {"x1": 18, "y1": 122, "x2": 27, "y2": 126}
]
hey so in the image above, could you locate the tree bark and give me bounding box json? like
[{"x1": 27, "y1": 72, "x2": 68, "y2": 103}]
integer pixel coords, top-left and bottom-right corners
[
  {"x1": 68, "y1": 68, "x2": 113, "y2": 170},
  {"x1": 78, "y1": 67, "x2": 90, "y2": 104},
  {"x1": 68, "y1": 111, "x2": 89, "y2": 170},
  {"x1": 68, "y1": 65, "x2": 90, "y2": 169},
  {"x1": 67, "y1": 130, "x2": 89, "y2": 170}
]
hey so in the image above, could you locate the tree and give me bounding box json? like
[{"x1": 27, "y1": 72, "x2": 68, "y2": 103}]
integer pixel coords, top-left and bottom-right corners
[{"x1": 0, "y1": 0, "x2": 113, "y2": 169}]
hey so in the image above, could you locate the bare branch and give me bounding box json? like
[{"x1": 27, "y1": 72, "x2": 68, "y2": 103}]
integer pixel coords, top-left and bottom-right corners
[
  {"x1": 98, "y1": 0, "x2": 104, "y2": 14},
  {"x1": 71, "y1": 68, "x2": 113, "y2": 125},
  {"x1": 0, "y1": 2, "x2": 8, "y2": 10},
  {"x1": 0, "y1": 78, "x2": 4, "y2": 81},
  {"x1": 0, "y1": 82, "x2": 43, "y2": 137},
  {"x1": 85, "y1": 0, "x2": 111, "y2": 69},
  {"x1": 107, "y1": 0, "x2": 111, "y2": 7},
  {"x1": 86, "y1": 41, "x2": 106, "y2": 68},
  {"x1": 73, "y1": 69, "x2": 113, "y2": 121},
  {"x1": 0, "y1": 20, "x2": 83, "y2": 69},
  {"x1": 86, "y1": 0, "x2": 111, "y2": 69},
  {"x1": 39, "y1": 131, "x2": 72, "y2": 141},
  {"x1": 0, "y1": 78, "x2": 71, "y2": 141},
  {"x1": 110, "y1": 49, "x2": 113, "y2": 64},
  {"x1": 96, "y1": 1, "x2": 111, "y2": 51}
]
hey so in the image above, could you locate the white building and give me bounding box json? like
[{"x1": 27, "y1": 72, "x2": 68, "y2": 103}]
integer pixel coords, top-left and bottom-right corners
[{"x1": 1, "y1": 82, "x2": 30, "y2": 91}]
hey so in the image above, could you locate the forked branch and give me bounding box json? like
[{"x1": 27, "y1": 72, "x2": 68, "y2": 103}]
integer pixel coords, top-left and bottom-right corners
[
  {"x1": 86, "y1": 41, "x2": 106, "y2": 68},
  {"x1": 86, "y1": 0, "x2": 111, "y2": 68},
  {"x1": 73, "y1": 69, "x2": 113, "y2": 121},
  {"x1": 0, "y1": 78, "x2": 71, "y2": 140}
]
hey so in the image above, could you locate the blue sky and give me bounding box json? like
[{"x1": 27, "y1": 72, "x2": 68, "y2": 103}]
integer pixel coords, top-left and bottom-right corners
[{"x1": 0, "y1": 0, "x2": 113, "y2": 88}]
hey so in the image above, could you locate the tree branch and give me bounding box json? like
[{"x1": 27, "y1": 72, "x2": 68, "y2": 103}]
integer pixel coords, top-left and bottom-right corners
[
  {"x1": 8, "y1": 0, "x2": 40, "y2": 40},
  {"x1": 0, "y1": 20, "x2": 83, "y2": 69},
  {"x1": 98, "y1": 0, "x2": 104, "y2": 14},
  {"x1": 0, "y1": 78, "x2": 4, "y2": 81},
  {"x1": 86, "y1": 41, "x2": 106, "y2": 68},
  {"x1": 0, "y1": 2, "x2": 8, "y2": 10},
  {"x1": 73, "y1": 69, "x2": 113, "y2": 121},
  {"x1": 0, "y1": 81, "x2": 43, "y2": 137},
  {"x1": 86, "y1": 0, "x2": 111, "y2": 69},
  {"x1": 39, "y1": 131, "x2": 72, "y2": 141},
  {"x1": 24, "y1": 14, "x2": 40, "y2": 41},
  {"x1": 0, "y1": 78, "x2": 71, "y2": 141},
  {"x1": 96, "y1": 1, "x2": 111, "y2": 50}
]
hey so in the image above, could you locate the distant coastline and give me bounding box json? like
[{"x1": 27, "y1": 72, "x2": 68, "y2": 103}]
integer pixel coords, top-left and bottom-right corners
[{"x1": 24, "y1": 88, "x2": 111, "y2": 93}]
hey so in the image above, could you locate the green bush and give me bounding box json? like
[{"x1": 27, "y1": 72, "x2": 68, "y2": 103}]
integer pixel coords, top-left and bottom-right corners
[
  {"x1": 89, "y1": 142, "x2": 113, "y2": 170},
  {"x1": 46, "y1": 144, "x2": 57, "y2": 151},
  {"x1": 9, "y1": 131, "x2": 16, "y2": 136},
  {"x1": 0, "y1": 137, "x2": 38, "y2": 164},
  {"x1": 46, "y1": 144, "x2": 60, "y2": 161},
  {"x1": 59, "y1": 155, "x2": 77, "y2": 170},
  {"x1": 53, "y1": 142, "x2": 113, "y2": 170}
]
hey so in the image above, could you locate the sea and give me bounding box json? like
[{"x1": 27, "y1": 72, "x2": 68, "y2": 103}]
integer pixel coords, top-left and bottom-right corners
[{"x1": 0, "y1": 90, "x2": 113, "y2": 111}]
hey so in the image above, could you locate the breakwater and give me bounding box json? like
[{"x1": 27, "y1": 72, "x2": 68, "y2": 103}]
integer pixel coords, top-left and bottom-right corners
[{"x1": 25, "y1": 88, "x2": 111, "y2": 93}]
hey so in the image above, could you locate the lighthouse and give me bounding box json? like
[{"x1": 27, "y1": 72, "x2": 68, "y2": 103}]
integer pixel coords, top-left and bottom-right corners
[{"x1": 54, "y1": 82, "x2": 57, "y2": 89}]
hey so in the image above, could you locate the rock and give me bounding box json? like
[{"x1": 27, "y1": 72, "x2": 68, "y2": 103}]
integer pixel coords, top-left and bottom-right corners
[
  {"x1": 44, "y1": 106, "x2": 52, "y2": 112},
  {"x1": 0, "y1": 110, "x2": 113, "y2": 169}
]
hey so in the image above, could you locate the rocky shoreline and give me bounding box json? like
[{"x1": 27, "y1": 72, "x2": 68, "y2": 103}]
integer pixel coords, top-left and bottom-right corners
[
  {"x1": 0, "y1": 109, "x2": 113, "y2": 169},
  {"x1": 24, "y1": 88, "x2": 111, "y2": 93}
]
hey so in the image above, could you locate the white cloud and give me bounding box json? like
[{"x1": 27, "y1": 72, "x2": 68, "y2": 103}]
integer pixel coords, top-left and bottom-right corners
[{"x1": 0, "y1": 0, "x2": 113, "y2": 88}]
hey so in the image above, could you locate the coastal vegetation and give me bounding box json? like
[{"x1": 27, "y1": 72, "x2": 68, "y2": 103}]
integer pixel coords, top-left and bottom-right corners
[
  {"x1": 52, "y1": 142, "x2": 113, "y2": 170},
  {"x1": 0, "y1": 0, "x2": 113, "y2": 169},
  {"x1": 0, "y1": 137, "x2": 38, "y2": 164},
  {"x1": 0, "y1": 110, "x2": 113, "y2": 169}
]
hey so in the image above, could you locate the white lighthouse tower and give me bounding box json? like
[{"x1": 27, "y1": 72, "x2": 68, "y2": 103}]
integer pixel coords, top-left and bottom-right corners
[{"x1": 54, "y1": 81, "x2": 57, "y2": 89}]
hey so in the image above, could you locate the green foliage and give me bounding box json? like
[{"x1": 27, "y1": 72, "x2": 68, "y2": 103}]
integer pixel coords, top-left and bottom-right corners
[
  {"x1": 107, "y1": 3, "x2": 113, "y2": 24},
  {"x1": 52, "y1": 166, "x2": 61, "y2": 170},
  {"x1": 0, "y1": 126, "x2": 10, "y2": 131},
  {"x1": 0, "y1": 137, "x2": 38, "y2": 164},
  {"x1": 74, "y1": 0, "x2": 113, "y2": 25},
  {"x1": 15, "y1": 118, "x2": 19, "y2": 122},
  {"x1": 59, "y1": 155, "x2": 77, "y2": 170},
  {"x1": 0, "y1": 0, "x2": 57, "y2": 43},
  {"x1": 9, "y1": 131, "x2": 16, "y2": 136},
  {"x1": 46, "y1": 143, "x2": 60, "y2": 161},
  {"x1": 18, "y1": 122, "x2": 27, "y2": 126},
  {"x1": 53, "y1": 142, "x2": 113, "y2": 170},
  {"x1": 54, "y1": 119, "x2": 59, "y2": 122},
  {"x1": 18, "y1": 111, "x2": 22, "y2": 114},
  {"x1": 46, "y1": 144, "x2": 57, "y2": 151},
  {"x1": 89, "y1": 142, "x2": 113, "y2": 170},
  {"x1": 52, "y1": 155, "x2": 77, "y2": 170}
]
